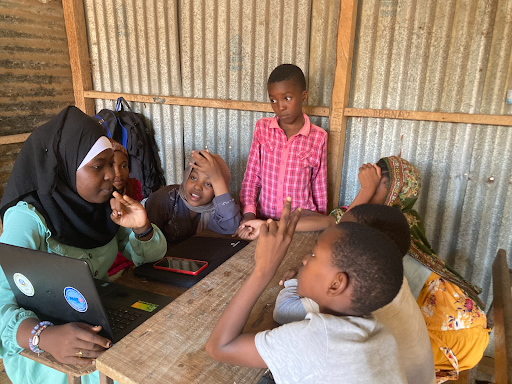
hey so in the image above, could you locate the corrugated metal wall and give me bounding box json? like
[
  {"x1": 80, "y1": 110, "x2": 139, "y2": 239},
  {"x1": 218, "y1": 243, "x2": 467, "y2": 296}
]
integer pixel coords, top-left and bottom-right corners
[
  {"x1": 0, "y1": 0, "x2": 74, "y2": 197},
  {"x1": 341, "y1": 0, "x2": 512, "y2": 310},
  {"x1": 84, "y1": 0, "x2": 339, "y2": 196},
  {"x1": 85, "y1": 0, "x2": 509, "y2": 313}
]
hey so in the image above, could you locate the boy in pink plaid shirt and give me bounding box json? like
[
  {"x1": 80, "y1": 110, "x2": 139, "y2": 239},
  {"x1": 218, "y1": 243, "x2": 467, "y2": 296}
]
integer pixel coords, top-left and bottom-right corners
[{"x1": 239, "y1": 64, "x2": 327, "y2": 223}]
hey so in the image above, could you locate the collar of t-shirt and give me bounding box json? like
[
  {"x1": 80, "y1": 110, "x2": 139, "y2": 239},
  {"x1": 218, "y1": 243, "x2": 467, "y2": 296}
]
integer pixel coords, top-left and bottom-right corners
[{"x1": 269, "y1": 114, "x2": 311, "y2": 137}]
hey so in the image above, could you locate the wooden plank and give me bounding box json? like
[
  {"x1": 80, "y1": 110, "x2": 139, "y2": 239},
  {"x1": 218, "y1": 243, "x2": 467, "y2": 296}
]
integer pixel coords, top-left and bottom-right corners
[
  {"x1": 19, "y1": 350, "x2": 96, "y2": 377},
  {"x1": 0, "y1": 359, "x2": 12, "y2": 384},
  {"x1": 344, "y1": 108, "x2": 512, "y2": 127},
  {"x1": 492, "y1": 249, "x2": 512, "y2": 384},
  {"x1": 96, "y1": 232, "x2": 319, "y2": 384},
  {"x1": 327, "y1": 0, "x2": 358, "y2": 209},
  {"x1": 62, "y1": 0, "x2": 94, "y2": 115},
  {"x1": 448, "y1": 369, "x2": 469, "y2": 383},
  {"x1": 83, "y1": 91, "x2": 330, "y2": 117},
  {"x1": 0, "y1": 133, "x2": 30, "y2": 145},
  {"x1": 67, "y1": 375, "x2": 81, "y2": 384},
  {"x1": 99, "y1": 372, "x2": 114, "y2": 384},
  {"x1": 476, "y1": 356, "x2": 495, "y2": 376}
]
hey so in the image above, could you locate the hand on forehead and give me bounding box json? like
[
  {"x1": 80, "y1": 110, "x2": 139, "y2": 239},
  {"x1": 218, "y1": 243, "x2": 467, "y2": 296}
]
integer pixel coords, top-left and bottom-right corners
[{"x1": 190, "y1": 150, "x2": 231, "y2": 184}]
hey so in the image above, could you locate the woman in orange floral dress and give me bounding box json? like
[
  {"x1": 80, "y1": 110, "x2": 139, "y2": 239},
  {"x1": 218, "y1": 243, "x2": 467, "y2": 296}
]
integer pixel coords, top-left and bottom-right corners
[{"x1": 330, "y1": 156, "x2": 490, "y2": 383}]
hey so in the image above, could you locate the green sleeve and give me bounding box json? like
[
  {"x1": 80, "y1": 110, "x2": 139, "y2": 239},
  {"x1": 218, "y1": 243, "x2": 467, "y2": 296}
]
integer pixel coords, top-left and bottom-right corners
[
  {"x1": 0, "y1": 203, "x2": 45, "y2": 359},
  {"x1": 116, "y1": 224, "x2": 167, "y2": 266}
]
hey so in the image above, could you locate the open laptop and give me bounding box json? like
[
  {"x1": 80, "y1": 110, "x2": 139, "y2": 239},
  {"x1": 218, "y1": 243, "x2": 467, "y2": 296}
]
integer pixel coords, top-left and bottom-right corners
[
  {"x1": 0, "y1": 243, "x2": 173, "y2": 343},
  {"x1": 134, "y1": 236, "x2": 249, "y2": 288}
]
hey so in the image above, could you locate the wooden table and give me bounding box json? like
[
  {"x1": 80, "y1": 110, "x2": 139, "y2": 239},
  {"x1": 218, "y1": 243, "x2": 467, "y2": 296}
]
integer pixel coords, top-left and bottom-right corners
[{"x1": 96, "y1": 231, "x2": 319, "y2": 384}]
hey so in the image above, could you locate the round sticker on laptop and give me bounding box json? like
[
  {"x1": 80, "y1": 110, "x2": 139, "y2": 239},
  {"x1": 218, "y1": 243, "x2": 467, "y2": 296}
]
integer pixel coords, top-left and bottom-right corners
[
  {"x1": 63, "y1": 287, "x2": 88, "y2": 313},
  {"x1": 13, "y1": 273, "x2": 34, "y2": 297}
]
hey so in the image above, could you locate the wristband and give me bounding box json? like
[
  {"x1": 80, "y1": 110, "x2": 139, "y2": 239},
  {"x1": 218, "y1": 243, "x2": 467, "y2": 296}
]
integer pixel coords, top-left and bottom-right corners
[
  {"x1": 29, "y1": 321, "x2": 53, "y2": 355},
  {"x1": 134, "y1": 225, "x2": 154, "y2": 239}
]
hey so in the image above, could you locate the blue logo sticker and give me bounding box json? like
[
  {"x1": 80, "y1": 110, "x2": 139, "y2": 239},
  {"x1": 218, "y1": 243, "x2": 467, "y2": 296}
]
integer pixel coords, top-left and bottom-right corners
[{"x1": 63, "y1": 287, "x2": 88, "y2": 313}]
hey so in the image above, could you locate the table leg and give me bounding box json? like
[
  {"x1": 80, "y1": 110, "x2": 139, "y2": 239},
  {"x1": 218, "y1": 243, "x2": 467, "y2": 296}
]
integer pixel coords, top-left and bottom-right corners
[
  {"x1": 99, "y1": 372, "x2": 114, "y2": 384},
  {"x1": 67, "y1": 375, "x2": 81, "y2": 384}
]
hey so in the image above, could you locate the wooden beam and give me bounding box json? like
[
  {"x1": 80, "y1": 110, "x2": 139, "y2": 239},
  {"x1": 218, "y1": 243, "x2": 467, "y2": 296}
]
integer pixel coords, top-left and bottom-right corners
[
  {"x1": 3, "y1": 104, "x2": 510, "y2": 147},
  {"x1": 83, "y1": 91, "x2": 330, "y2": 117},
  {"x1": 0, "y1": 133, "x2": 30, "y2": 145},
  {"x1": 327, "y1": 0, "x2": 359, "y2": 209},
  {"x1": 345, "y1": 108, "x2": 512, "y2": 127},
  {"x1": 63, "y1": 0, "x2": 95, "y2": 115},
  {"x1": 492, "y1": 249, "x2": 512, "y2": 384}
]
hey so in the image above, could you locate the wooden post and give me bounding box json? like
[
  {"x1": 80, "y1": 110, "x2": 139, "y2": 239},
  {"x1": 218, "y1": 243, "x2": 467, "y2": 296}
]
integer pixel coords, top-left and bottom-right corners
[
  {"x1": 492, "y1": 249, "x2": 512, "y2": 384},
  {"x1": 63, "y1": 0, "x2": 95, "y2": 115},
  {"x1": 327, "y1": 0, "x2": 359, "y2": 209}
]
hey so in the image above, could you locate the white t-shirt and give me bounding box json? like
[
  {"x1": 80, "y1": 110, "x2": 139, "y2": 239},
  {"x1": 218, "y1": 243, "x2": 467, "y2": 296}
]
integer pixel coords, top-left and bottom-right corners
[
  {"x1": 255, "y1": 312, "x2": 407, "y2": 384},
  {"x1": 373, "y1": 278, "x2": 436, "y2": 384}
]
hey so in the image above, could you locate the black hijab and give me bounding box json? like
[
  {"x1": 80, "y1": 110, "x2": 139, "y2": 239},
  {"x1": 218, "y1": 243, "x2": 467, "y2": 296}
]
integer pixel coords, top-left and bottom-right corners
[{"x1": 0, "y1": 106, "x2": 119, "y2": 249}]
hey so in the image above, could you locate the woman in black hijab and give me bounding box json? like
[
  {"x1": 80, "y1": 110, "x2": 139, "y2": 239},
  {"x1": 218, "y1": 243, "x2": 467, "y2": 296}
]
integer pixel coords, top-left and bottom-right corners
[{"x1": 0, "y1": 107, "x2": 166, "y2": 383}]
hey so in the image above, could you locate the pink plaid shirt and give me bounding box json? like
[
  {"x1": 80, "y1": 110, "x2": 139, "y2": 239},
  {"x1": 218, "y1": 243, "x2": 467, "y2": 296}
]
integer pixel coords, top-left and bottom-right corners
[{"x1": 240, "y1": 114, "x2": 327, "y2": 220}]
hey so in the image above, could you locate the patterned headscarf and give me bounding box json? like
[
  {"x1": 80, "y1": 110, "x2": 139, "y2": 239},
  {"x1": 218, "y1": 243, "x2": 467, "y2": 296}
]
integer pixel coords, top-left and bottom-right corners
[
  {"x1": 383, "y1": 156, "x2": 421, "y2": 211},
  {"x1": 381, "y1": 156, "x2": 484, "y2": 309},
  {"x1": 110, "y1": 138, "x2": 128, "y2": 158}
]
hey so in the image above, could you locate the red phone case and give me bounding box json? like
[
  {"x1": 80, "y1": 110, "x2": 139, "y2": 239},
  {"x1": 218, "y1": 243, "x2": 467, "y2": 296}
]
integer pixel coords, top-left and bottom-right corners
[{"x1": 153, "y1": 257, "x2": 208, "y2": 276}]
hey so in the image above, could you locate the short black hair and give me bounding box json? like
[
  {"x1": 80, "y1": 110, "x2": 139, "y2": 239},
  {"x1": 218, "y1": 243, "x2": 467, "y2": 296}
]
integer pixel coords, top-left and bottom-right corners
[
  {"x1": 267, "y1": 64, "x2": 307, "y2": 91},
  {"x1": 346, "y1": 204, "x2": 410, "y2": 257},
  {"x1": 331, "y1": 222, "x2": 403, "y2": 315}
]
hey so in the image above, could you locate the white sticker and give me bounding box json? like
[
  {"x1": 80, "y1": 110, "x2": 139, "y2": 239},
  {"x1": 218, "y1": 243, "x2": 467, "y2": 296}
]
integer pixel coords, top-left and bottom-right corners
[
  {"x1": 64, "y1": 287, "x2": 88, "y2": 313},
  {"x1": 13, "y1": 273, "x2": 35, "y2": 297}
]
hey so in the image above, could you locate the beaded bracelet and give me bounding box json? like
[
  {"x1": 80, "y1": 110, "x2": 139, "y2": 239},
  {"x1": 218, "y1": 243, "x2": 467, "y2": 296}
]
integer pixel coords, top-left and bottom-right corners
[{"x1": 28, "y1": 321, "x2": 53, "y2": 355}]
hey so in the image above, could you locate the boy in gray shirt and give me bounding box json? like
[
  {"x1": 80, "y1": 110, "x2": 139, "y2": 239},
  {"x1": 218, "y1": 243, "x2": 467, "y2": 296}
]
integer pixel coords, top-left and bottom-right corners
[
  {"x1": 206, "y1": 198, "x2": 407, "y2": 383},
  {"x1": 273, "y1": 205, "x2": 435, "y2": 384}
]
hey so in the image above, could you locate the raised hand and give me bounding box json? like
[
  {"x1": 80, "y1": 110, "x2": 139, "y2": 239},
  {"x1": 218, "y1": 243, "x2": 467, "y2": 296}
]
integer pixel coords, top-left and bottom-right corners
[
  {"x1": 110, "y1": 191, "x2": 150, "y2": 231},
  {"x1": 253, "y1": 197, "x2": 301, "y2": 276},
  {"x1": 190, "y1": 150, "x2": 229, "y2": 197},
  {"x1": 190, "y1": 150, "x2": 223, "y2": 183},
  {"x1": 358, "y1": 163, "x2": 382, "y2": 195}
]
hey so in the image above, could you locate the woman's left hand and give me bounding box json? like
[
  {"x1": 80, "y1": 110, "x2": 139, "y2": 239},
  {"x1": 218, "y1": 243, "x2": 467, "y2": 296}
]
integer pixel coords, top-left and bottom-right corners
[{"x1": 110, "y1": 192, "x2": 150, "y2": 229}]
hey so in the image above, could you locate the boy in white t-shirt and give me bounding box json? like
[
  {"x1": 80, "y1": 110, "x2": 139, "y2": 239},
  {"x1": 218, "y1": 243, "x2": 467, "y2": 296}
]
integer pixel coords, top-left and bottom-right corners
[
  {"x1": 206, "y1": 198, "x2": 407, "y2": 384},
  {"x1": 274, "y1": 204, "x2": 435, "y2": 384}
]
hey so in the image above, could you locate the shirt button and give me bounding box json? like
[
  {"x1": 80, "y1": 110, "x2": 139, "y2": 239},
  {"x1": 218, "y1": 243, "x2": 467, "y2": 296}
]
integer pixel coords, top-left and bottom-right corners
[
  {"x1": 94, "y1": 271, "x2": 98, "y2": 276},
  {"x1": 88, "y1": 253, "x2": 93, "y2": 259}
]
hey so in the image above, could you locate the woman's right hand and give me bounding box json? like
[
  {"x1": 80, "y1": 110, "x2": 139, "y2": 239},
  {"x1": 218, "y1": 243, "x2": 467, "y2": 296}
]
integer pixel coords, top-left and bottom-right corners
[
  {"x1": 358, "y1": 163, "x2": 382, "y2": 195},
  {"x1": 38, "y1": 323, "x2": 111, "y2": 365}
]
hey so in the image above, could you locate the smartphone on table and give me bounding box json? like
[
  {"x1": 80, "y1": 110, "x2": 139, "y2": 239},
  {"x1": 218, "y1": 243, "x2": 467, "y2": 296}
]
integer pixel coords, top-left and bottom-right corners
[{"x1": 153, "y1": 257, "x2": 208, "y2": 276}]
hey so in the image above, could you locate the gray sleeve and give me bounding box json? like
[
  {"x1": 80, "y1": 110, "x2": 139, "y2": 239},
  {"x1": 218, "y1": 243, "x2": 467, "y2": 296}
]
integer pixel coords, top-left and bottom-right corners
[
  {"x1": 273, "y1": 279, "x2": 308, "y2": 324},
  {"x1": 255, "y1": 318, "x2": 326, "y2": 384},
  {"x1": 207, "y1": 193, "x2": 242, "y2": 234},
  {"x1": 403, "y1": 254, "x2": 432, "y2": 299}
]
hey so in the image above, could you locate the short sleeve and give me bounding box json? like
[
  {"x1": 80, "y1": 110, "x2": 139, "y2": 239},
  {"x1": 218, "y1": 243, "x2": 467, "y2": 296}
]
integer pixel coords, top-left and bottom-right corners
[{"x1": 254, "y1": 317, "x2": 327, "y2": 384}]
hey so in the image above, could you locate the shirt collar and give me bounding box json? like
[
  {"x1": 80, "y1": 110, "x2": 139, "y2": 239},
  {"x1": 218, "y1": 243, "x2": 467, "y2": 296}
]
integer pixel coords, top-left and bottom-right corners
[{"x1": 270, "y1": 114, "x2": 311, "y2": 137}]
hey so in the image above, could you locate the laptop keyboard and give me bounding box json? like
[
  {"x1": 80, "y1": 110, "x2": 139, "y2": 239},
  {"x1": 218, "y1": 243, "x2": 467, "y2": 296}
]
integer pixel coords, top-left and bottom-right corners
[{"x1": 104, "y1": 307, "x2": 142, "y2": 334}]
